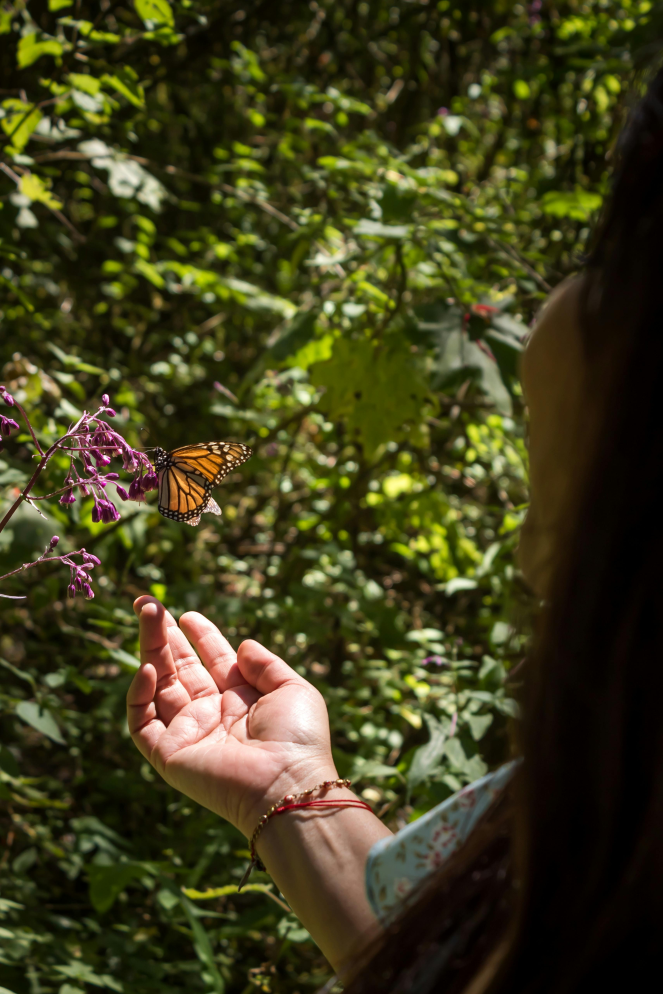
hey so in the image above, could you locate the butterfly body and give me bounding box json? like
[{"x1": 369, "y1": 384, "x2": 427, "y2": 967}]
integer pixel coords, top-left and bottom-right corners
[{"x1": 154, "y1": 441, "x2": 252, "y2": 526}]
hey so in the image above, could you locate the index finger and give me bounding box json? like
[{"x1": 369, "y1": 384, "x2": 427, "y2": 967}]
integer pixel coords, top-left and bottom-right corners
[
  {"x1": 135, "y1": 596, "x2": 219, "y2": 703},
  {"x1": 133, "y1": 597, "x2": 192, "y2": 723},
  {"x1": 178, "y1": 611, "x2": 242, "y2": 692}
]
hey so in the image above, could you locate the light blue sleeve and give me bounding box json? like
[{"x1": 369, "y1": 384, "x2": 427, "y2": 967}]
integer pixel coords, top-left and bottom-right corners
[{"x1": 365, "y1": 761, "x2": 517, "y2": 924}]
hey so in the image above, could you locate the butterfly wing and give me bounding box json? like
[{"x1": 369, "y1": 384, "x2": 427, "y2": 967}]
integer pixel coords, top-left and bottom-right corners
[
  {"x1": 168, "y1": 441, "x2": 252, "y2": 487},
  {"x1": 157, "y1": 464, "x2": 212, "y2": 523},
  {"x1": 156, "y1": 442, "x2": 251, "y2": 526}
]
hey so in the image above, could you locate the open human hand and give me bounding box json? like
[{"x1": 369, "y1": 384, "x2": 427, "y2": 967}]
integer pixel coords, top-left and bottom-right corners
[{"x1": 127, "y1": 597, "x2": 339, "y2": 839}]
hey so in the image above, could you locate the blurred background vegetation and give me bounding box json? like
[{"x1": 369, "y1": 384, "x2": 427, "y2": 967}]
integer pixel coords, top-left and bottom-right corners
[{"x1": 0, "y1": 1, "x2": 659, "y2": 992}]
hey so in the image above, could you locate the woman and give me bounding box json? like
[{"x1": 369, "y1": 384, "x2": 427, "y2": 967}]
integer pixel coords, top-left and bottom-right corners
[{"x1": 126, "y1": 68, "x2": 663, "y2": 993}]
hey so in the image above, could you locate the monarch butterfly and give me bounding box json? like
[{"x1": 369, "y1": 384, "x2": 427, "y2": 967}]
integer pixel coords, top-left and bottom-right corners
[{"x1": 153, "y1": 441, "x2": 252, "y2": 526}]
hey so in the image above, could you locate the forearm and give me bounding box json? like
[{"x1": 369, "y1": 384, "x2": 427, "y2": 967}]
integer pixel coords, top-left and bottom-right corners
[{"x1": 254, "y1": 785, "x2": 392, "y2": 973}]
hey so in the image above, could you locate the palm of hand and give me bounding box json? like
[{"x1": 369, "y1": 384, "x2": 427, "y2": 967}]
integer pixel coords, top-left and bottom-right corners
[{"x1": 127, "y1": 599, "x2": 336, "y2": 838}]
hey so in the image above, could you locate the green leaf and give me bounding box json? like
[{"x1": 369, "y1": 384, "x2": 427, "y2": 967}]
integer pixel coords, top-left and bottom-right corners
[
  {"x1": 541, "y1": 189, "x2": 602, "y2": 221},
  {"x1": 354, "y1": 218, "x2": 411, "y2": 239},
  {"x1": 0, "y1": 9, "x2": 15, "y2": 33},
  {"x1": 55, "y1": 963, "x2": 123, "y2": 991},
  {"x1": 87, "y1": 862, "x2": 147, "y2": 913},
  {"x1": 512, "y1": 79, "x2": 531, "y2": 100},
  {"x1": 352, "y1": 757, "x2": 403, "y2": 781},
  {"x1": 408, "y1": 714, "x2": 448, "y2": 791},
  {"x1": 135, "y1": 0, "x2": 174, "y2": 28},
  {"x1": 1, "y1": 99, "x2": 43, "y2": 153},
  {"x1": 0, "y1": 745, "x2": 19, "y2": 777},
  {"x1": 47, "y1": 343, "x2": 105, "y2": 374},
  {"x1": 158, "y1": 881, "x2": 225, "y2": 993},
  {"x1": 101, "y1": 69, "x2": 145, "y2": 108},
  {"x1": 49, "y1": 0, "x2": 74, "y2": 9},
  {"x1": 485, "y1": 329, "x2": 523, "y2": 384},
  {"x1": 66, "y1": 72, "x2": 101, "y2": 96},
  {"x1": 105, "y1": 648, "x2": 140, "y2": 673},
  {"x1": 17, "y1": 34, "x2": 64, "y2": 69},
  {"x1": 310, "y1": 336, "x2": 428, "y2": 456},
  {"x1": 467, "y1": 713, "x2": 493, "y2": 741},
  {"x1": 14, "y1": 701, "x2": 65, "y2": 745},
  {"x1": 444, "y1": 736, "x2": 468, "y2": 771},
  {"x1": 276, "y1": 914, "x2": 313, "y2": 944},
  {"x1": 134, "y1": 258, "x2": 165, "y2": 288},
  {"x1": 268, "y1": 309, "x2": 318, "y2": 362},
  {"x1": 19, "y1": 174, "x2": 63, "y2": 210},
  {"x1": 416, "y1": 301, "x2": 513, "y2": 413},
  {"x1": 183, "y1": 883, "x2": 276, "y2": 900},
  {"x1": 57, "y1": 18, "x2": 120, "y2": 43},
  {"x1": 443, "y1": 577, "x2": 478, "y2": 595}
]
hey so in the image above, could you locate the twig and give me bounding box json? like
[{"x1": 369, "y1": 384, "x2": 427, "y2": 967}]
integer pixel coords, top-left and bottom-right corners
[
  {"x1": 0, "y1": 409, "x2": 88, "y2": 536},
  {"x1": 31, "y1": 150, "x2": 342, "y2": 272},
  {"x1": 485, "y1": 236, "x2": 552, "y2": 292},
  {"x1": 8, "y1": 399, "x2": 45, "y2": 456},
  {"x1": 0, "y1": 161, "x2": 22, "y2": 185},
  {"x1": 0, "y1": 550, "x2": 88, "y2": 585},
  {"x1": 0, "y1": 161, "x2": 85, "y2": 243}
]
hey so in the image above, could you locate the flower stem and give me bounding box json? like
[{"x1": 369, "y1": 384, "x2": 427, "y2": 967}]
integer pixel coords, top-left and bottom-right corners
[
  {"x1": 0, "y1": 412, "x2": 87, "y2": 536},
  {"x1": 12, "y1": 400, "x2": 45, "y2": 457},
  {"x1": 0, "y1": 551, "x2": 90, "y2": 584}
]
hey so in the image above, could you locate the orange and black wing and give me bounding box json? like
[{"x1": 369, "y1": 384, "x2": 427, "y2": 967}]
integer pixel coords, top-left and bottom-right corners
[
  {"x1": 168, "y1": 441, "x2": 252, "y2": 487},
  {"x1": 157, "y1": 464, "x2": 212, "y2": 523}
]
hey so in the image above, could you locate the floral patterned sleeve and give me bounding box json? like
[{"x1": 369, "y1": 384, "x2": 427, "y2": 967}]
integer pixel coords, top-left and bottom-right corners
[{"x1": 365, "y1": 762, "x2": 517, "y2": 924}]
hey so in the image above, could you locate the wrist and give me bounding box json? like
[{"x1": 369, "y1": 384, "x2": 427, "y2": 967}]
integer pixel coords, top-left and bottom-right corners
[{"x1": 239, "y1": 758, "x2": 340, "y2": 840}]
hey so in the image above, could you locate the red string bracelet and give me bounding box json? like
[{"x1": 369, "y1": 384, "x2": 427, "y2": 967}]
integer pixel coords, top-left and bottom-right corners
[{"x1": 238, "y1": 778, "x2": 372, "y2": 891}]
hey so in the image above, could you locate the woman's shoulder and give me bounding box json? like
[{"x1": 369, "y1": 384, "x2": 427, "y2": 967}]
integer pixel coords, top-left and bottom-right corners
[{"x1": 365, "y1": 761, "x2": 518, "y2": 924}]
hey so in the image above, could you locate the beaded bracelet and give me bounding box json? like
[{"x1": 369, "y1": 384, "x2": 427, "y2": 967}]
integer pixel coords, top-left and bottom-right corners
[{"x1": 238, "y1": 777, "x2": 372, "y2": 891}]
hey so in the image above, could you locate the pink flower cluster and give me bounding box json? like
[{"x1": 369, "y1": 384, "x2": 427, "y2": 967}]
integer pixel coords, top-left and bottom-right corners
[
  {"x1": 0, "y1": 386, "x2": 18, "y2": 446},
  {"x1": 65, "y1": 548, "x2": 101, "y2": 600},
  {"x1": 0, "y1": 387, "x2": 159, "y2": 601},
  {"x1": 55, "y1": 393, "x2": 158, "y2": 523}
]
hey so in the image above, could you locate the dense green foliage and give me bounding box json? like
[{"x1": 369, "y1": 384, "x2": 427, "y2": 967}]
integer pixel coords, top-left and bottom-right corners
[{"x1": 0, "y1": 1, "x2": 659, "y2": 991}]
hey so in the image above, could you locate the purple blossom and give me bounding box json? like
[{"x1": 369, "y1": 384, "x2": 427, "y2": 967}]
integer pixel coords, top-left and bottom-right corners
[
  {"x1": 1, "y1": 415, "x2": 19, "y2": 436},
  {"x1": 98, "y1": 500, "x2": 120, "y2": 524},
  {"x1": 422, "y1": 655, "x2": 448, "y2": 667},
  {"x1": 121, "y1": 448, "x2": 138, "y2": 472},
  {"x1": 0, "y1": 393, "x2": 158, "y2": 603},
  {"x1": 529, "y1": 0, "x2": 542, "y2": 23},
  {"x1": 91, "y1": 448, "x2": 112, "y2": 468},
  {"x1": 142, "y1": 470, "x2": 158, "y2": 492},
  {"x1": 63, "y1": 553, "x2": 98, "y2": 600},
  {"x1": 128, "y1": 478, "x2": 146, "y2": 502}
]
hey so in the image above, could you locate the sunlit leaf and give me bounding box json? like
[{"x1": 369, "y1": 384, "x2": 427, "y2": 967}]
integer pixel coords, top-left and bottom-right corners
[
  {"x1": 16, "y1": 34, "x2": 64, "y2": 69},
  {"x1": 541, "y1": 189, "x2": 603, "y2": 220},
  {"x1": 14, "y1": 701, "x2": 65, "y2": 744},
  {"x1": 135, "y1": 0, "x2": 174, "y2": 28}
]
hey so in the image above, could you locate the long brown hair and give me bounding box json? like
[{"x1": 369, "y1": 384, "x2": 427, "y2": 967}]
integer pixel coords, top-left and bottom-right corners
[{"x1": 346, "y1": 65, "x2": 663, "y2": 994}]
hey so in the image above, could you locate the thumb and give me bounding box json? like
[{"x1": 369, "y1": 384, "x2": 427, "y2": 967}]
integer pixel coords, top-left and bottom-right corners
[{"x1": 236, "y1": 640, "x2": 305, "y2": 695}]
